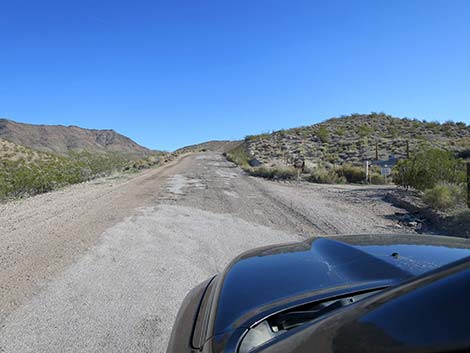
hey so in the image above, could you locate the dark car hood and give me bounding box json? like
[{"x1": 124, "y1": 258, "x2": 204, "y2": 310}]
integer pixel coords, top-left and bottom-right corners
[{"x1": 213, "y1": 234, "x2": 470, "y2": 336}]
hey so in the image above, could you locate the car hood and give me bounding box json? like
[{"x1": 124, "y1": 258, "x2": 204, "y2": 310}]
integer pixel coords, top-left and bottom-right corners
[{"x1": 212, "y1": 234, "x2": 470, "y2": 336}]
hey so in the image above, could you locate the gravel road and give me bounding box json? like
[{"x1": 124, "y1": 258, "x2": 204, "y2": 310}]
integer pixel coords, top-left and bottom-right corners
[{"x1": 0, "y1": 152, "x2": 412, "y2": 353}]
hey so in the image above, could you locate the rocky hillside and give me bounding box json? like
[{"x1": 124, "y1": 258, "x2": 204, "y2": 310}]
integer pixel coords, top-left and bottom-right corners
[
  {"x1": 0, "y1": 121, "x2": 166, "y2": 200},
  {"x1": 0, "y1": 137, "x2": 59, "y2": 164},
  {"x1": 174, "y1": 140, "x2": 243, "y2": 155},
  {"x1": 0, "y1": 119, "x2": 151, "y2": 156},
  {"x1": 2, "y1": 138, "x2": 38, "y2": 160},
  {"x1": 245, "y1": 113, "x2": 470, "y2": 168},
  {"x1": 0, "y1": 134, "x2": 166, "y2": 199}
]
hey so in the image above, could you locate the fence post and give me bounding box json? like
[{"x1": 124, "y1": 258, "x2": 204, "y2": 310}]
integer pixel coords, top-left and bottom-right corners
[
  {"x1": 365, "y1": 160, "x2": 369, "y2": 184},
  {"x1": 467, "y1": 162, "x2": 470, "y2": 209}
]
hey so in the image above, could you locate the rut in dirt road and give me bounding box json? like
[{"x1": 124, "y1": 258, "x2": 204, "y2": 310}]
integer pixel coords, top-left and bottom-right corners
[{"x1": 0, "y1": 152, "x2": 411, "y2": 353}]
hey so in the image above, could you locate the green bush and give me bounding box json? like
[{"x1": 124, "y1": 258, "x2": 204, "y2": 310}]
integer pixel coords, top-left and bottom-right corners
[
  {"x1": 316, "y1": 126, "x2": 329, "y2": 143},
  {"x1": 423, "y1": 183, "x2": 464, "y2": 211},
  {"x1": 0, "y1": 151, "x2": 162, "y2": 200},
  {"x1": 370, "y1": 173, "x2": 387, "y2": 185},
  {"x1": 394, "y1": 146, "x2": 465, "y2": 190},
  {"x1": 245, "y1": 133, "x2": 271, "y2": 141},
  {"x1": 249, "y1": 166, "x2": 298, "y2": 180},
  {"x1": 225, "y1": 144, "x2": 250, "y2": 168},
  {"x1": 336, "y1": 127, "x2": 345, "y2": 137},
  {"x1": 0, "y1": 157, "x2": 87, "y2": 198},
  {"x1": 358, "y1": 125, "x2": 373, "y2": 138},
  {"x1": 338, "y1": 164, "x2": 366, "y2": 183},
  {"x1": 307, "y1": 168, "x2": 345, "y2": 184}
]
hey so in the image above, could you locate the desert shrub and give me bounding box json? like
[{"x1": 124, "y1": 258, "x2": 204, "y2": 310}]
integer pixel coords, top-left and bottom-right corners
[
  {"x1": 423, "y1": 182, "x2": 464, "y2": 211},
  {"x1": 71, "y1": 151, "x2": 130, "y2": 176},
  {"x1": 0, "y1": 174, "x2": 9, "y2": 198},
  {"x1": 249, "y1": 166, "x2": 297, "y2": 180},
  {"x1": 248, "y1": 166, "x2": 274, "y2": 179},
  {"x1": 307, "y1": 168, "x2": 345, "y2": 184},
  {"x1": 245, "y1": 133, "x2": 271, "y2": 141},
  {"x1": 225, "y1": 144, "x2": 250, "y2": 168},
  {"x1": 316, "y1": 126, "x2": 329, "y2": 143},
  {"x1": 394, "y1": 146, "x2": 465, "y2": 190},
  {"x1": 0, "y1": 150, "x2": 162, "y2": 200},
  {"x1": 358, "y1": 125, "x2": 373, "y2": 138},
  {"x1": 338, "y1": 164, "x2": 366, "y2": 183},
  {"x1": 336, "y1": 127, "x2": 345, "y2": 137},
  {"x1": 370, "y1": 173, "x2": 387, "y2": 185},
  {"x1": 427, "y1": 121, "x2": 441, "y2": 130},
  {"x1": 0, "y1": 157, "x2": 86, "y2": 198}
]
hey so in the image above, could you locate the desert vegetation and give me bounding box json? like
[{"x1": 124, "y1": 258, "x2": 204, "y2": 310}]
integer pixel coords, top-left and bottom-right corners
[
  {"x1": 394, "y1": 146, "x2": 467, "y2": 211},
  {"x1": 0, "y1": 139, "x2": 165, "y2": 200},
  {"x1": 243, "y1": 113, "x2": 469, "y2": 168},
  {"x1": 226, "y1": 113, "x2": 470, "y2": 214}
]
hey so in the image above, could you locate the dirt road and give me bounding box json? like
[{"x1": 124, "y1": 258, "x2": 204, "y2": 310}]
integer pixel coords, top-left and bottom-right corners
[{"x1": 0, "y1": 152, "x2": 411, "y2": 353}]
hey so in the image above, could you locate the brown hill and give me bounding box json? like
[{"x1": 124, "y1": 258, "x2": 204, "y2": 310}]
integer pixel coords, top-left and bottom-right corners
[{"x1": 0, "y1": 119, "x2": 151, "y2": 156}]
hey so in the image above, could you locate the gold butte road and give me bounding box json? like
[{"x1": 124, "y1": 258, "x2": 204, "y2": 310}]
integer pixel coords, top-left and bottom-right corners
[{"x1": 0, "y1": 152, "x2": 410, "y2": 353}]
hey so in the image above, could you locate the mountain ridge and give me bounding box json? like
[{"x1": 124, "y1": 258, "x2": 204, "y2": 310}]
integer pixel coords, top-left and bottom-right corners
[{"x1": 0, "y1": 118, "x2": 151, "y2": 156}]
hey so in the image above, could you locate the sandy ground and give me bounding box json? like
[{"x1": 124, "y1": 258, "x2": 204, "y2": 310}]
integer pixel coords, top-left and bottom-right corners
[{"x1": 0, "y1": 152, "x2": 412, "y2": 353}]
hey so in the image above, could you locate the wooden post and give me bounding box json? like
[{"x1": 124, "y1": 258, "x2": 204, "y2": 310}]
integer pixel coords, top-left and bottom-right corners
[
  {"x1": 406, "y1": 140, "x2": 410, "y2": 159},
  {"x1": 467, "y1": 162, "x2": 470, "y2": 209}
]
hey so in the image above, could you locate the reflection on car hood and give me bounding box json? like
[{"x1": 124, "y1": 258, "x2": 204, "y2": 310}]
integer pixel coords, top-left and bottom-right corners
[{"x1": 214, "y1": 234, "x2": 470, "y2": 335}]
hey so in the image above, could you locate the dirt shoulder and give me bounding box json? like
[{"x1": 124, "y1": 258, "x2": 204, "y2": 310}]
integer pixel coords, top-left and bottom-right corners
[
  {"x1": 385, "y1": 188, "x2": 470, "y2": 238},
  {"x1": 0, "y1": 155, "x2": 191, "y2": 323},
  {"x1": 250, "y1": 179, "x2": 416, "y2": 235}
]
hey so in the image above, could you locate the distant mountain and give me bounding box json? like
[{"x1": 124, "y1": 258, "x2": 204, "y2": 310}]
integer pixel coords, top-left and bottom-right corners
[
  {"x1": 174, "y1": 140, "x2": 243, "y2": 154},
  {"x1": 0, "y1": 119, "x2": 151, "y2": 156},
  {"x1": 242, "y1": 113, "x2": 470, "y2": 167}
]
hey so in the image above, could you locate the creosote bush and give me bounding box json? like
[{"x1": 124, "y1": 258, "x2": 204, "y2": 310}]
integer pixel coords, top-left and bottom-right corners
[
  {"x1": 225, "y1": 144, "x2": 251, "y2": 168},
  {"x1": 394, "y1": 146, "x2": 465, "y2": 190},
  {"x1": 422, "y1": 182, "x2": 464, "y2": 211},
  {"x1": 307, "y1": 168, "x2": 345, "y2": 184},
  {"x1": 0, "y1": 151, "x2": 163, "y2": 200},
  {"x1": 248, "y1": 166, "x2": 298, "y2": 180},
  {"x1": 316, "y1": 126, "x2": 330, "y2": 143},
  {"x1": 370, "y1": 173, "x2": 386, "y2": 185},
  {"x1": 337, "y1": 164, "x2": 366, "y2": 183}
]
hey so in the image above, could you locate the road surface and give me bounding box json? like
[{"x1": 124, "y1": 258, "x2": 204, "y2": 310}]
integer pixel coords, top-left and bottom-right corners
[{"x1": 0, "y1": 152, "x2": 410, "y2": 352}]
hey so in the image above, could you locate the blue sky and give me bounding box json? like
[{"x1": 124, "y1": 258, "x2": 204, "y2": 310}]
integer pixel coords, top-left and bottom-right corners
[{"x1": 1, "y1": 0, "x2": 469, "y2": 151}]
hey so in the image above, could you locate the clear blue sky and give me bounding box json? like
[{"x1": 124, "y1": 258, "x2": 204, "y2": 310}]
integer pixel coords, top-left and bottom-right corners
[{"x1": 1, "y1": 0, "x2": 469, "y2": 151}]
